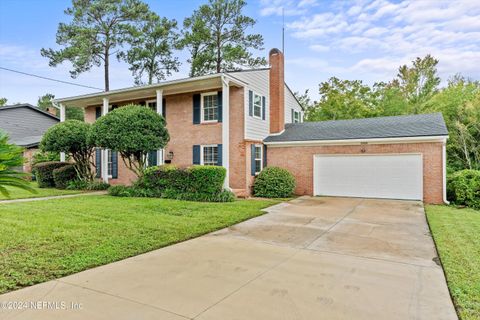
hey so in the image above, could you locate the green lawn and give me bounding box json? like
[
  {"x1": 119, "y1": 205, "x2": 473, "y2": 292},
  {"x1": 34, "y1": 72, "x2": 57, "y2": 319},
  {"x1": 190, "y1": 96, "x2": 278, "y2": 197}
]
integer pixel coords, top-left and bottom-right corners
[
  {"x1": 0, "y1": 195, "x2": 279, "y2": 294},
  {"x1": 0, "y1": 182, "x2": 83, "y2": 200},
  {"x1": 426, "y1": 205, "x2": 480, "y2": 320}
]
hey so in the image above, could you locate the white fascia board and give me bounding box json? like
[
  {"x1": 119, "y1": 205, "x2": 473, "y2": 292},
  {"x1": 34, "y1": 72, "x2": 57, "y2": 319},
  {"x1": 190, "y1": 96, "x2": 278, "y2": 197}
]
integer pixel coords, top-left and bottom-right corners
[
  {"x1": 264, "y1": 135, "x2": 449, "y2": 147},
  {"x1": 53, "y1": 73, "x2": 224, "y2": 103}
]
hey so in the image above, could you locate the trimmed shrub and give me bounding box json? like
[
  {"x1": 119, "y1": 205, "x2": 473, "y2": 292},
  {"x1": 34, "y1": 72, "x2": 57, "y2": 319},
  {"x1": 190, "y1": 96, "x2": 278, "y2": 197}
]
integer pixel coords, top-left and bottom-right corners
[
  {"x1": 131, "y1": 165, "x2": 232, "y2": 202},
  {"x1": 53, "y1": 165, "x2": 77, "y2": 189},
  {"x1": 108, "y1": 185, "x2": 134, "y2": 197},
  {"x1": 447, "y1": 169, "x2": 480, "y2": 209},
  {"x1": 253, "y1": 167, "x2": 296, "y2": 198},
  {"x1": 67, "y1": 179, "x2": 110, "y2": 191},
  {"x1": 33, "y1": 161, "x2": 70, "y2": 188},
  {"x1": 186, "y1": 166, "x2": 225, "y2": 194}
]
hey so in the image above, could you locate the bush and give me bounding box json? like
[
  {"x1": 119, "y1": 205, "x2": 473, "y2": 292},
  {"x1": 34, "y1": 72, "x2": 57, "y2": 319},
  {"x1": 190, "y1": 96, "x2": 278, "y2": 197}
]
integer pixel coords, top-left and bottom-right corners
[
  {"x1": 89, "y1": 105, "x2": 169, "y2": 178},
  {"x1": 129, "y1": 165, "x2": 233, "y2": 202},
  {"x1": 32, "y1": 150, "x2": 60, "y2": 165},
  {"x1": 447, "y1": 169, "x2": 480, "y2": 209},
  {"x1": 53, "y1": 164, "x2": 77, "y2": 189},
  {"x1": 33, "y1": 161, "x2": 70, "y2": 188},
  {"x1": 41, "y1": 120, "x2": 95, "y2": 181},
  {"x1": 67, "y1": 179, "x2": 110, "y2": 191},
  {"x1": 253, "y1": 167, "x2": 296, "y2": 198},
  {"x1": 108, "y1": 185, "x2": 134, "y2": 197}
]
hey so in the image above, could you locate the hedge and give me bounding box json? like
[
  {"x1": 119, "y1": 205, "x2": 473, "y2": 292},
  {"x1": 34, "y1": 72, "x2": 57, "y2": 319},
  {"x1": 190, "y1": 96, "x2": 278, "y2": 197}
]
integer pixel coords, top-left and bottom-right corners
[
  {"x1": 33, "y1": 161, "x2": 70, "y2": 188},
  {"x1": 112, "y1": 165, "x2": 234, "y2": 202},
  {"x1": 447, "y1": 169, "x2": 480, "y2": 209},
  {"x1": 253, "y1": 167, "x2": 296, "y2": 198},
  {"x1": 53, "y1": 164, "x2": 77, "y2": 189}
]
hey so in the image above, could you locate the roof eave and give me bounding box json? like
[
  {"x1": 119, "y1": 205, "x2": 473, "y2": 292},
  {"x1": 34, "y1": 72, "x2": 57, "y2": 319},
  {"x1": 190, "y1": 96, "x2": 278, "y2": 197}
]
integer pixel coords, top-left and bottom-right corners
[{"x1": 264, "y1": 135, "x2": 449, "y2": 147}]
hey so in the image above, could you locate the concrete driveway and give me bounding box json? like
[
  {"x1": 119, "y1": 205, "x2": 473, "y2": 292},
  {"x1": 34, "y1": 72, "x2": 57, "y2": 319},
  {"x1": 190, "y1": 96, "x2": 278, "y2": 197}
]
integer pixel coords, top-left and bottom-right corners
[{"x1": 0, "y1": 197, "x2": 457, "y2": 320}]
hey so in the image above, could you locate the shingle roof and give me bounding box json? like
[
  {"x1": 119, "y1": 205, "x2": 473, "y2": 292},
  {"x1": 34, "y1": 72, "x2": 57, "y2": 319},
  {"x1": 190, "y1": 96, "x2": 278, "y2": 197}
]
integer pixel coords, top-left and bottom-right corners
[
  {"x1": 264, "y1": 113, "x2": 448, "y2": 143},
  {"x1": 0, "y1": 104, "x2": 59, "y2": 148}
]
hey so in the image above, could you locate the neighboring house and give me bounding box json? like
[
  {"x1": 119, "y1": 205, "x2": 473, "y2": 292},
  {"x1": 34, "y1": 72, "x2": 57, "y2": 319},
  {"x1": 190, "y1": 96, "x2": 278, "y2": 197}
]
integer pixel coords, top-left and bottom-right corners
[
  {"x1": 54, "y1": 48, "x2": 448, "y2": 204},
  {"x1": 0, "y1": 103, "x2": 59, "y2": 172}
]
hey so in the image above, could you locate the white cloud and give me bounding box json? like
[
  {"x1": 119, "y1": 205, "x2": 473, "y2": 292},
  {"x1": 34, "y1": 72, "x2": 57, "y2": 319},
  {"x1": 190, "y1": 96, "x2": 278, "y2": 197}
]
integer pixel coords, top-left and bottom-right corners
[
  {"x1": 309, "y1": 44, "x2": 330, "y2": 52},
  {"x1": 283, "y1": 0, "x2": 480, "y2": 83},
  {"x1": 259, "y1": 0, "x2": 318, "y2": 16}
]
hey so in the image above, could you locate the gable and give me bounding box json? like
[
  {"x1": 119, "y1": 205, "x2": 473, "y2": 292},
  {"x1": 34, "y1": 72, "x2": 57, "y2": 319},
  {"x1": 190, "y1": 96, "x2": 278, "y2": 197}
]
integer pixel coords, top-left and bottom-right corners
[{"x1": 0, "y1": 106, "x2": 59, "y2": 147}]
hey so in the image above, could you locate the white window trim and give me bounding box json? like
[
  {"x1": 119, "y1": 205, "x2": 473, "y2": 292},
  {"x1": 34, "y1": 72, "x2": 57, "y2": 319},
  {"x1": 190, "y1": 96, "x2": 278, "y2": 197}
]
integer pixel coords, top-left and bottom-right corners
[
  {"x1": 200, "y1": 144, "x2": 219, "y2": 166},
  {"x1": 200, "y1": 92, "x2": 219, "y2": 123},
  {"x1": 107, "y1": 150, "x2": 113, "y2": 179},
  {"x1": 293, "y1": 110, "x2": 300, "y2": 123},
  {"x1": 252, "y1": 92, "x2": 263, "y2": 120},
  {"x1": 145, "y1": 99, "x2": 157, "y2": 110},
  {"x1": 254, "y1": 144, "x2": 263, "y2": 175}
]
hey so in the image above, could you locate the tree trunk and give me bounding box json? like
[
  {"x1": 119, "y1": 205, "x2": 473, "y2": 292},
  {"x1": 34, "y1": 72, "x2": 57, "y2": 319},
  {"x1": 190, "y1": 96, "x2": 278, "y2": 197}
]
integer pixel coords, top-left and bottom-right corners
[
  {"x1": 216, "y1": 30, "x2": 221, "y2": 73},
  {"x1": 104, "y1": 47, "x2": 110, "y2": 92}
]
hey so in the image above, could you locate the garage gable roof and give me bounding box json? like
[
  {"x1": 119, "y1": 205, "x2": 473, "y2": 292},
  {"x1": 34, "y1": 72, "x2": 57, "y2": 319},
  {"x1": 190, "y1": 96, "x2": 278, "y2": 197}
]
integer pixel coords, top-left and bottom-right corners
[{"x1": 264, "y1": 113, "x2": 448, "y2": 143}]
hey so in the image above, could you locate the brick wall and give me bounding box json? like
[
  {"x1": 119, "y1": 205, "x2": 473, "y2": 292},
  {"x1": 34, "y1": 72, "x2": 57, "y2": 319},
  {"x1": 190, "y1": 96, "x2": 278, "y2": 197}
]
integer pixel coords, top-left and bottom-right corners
[
  {"x1": 84, "y1": 88, "x2": 246, "y2": 187},
  {"x1": 23, "y1": 148, "x2": 37, "y2": 174},
  {"x1": 269, "y1": 49, "x2": 285, "y2": 134},
  {"x1": 267, "y1": 142, "x2": 445, "y2": 204}
]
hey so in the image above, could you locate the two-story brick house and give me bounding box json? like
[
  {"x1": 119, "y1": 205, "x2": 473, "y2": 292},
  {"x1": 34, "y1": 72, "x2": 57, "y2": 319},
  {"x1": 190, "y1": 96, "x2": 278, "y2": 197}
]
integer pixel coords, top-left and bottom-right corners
[
  {"x1": 54, "y1": 49, "x2": 302, "y2": 197},
  {"x1": 55, "y1": 48, "x2": 449, "y2": 203}
]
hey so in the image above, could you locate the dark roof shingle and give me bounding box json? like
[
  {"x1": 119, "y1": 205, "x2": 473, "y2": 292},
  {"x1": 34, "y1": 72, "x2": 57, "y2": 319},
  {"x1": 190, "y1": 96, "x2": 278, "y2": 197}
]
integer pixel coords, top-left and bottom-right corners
[{"x1": 264, "y1": 113, "x2": 448, "y2": 143}]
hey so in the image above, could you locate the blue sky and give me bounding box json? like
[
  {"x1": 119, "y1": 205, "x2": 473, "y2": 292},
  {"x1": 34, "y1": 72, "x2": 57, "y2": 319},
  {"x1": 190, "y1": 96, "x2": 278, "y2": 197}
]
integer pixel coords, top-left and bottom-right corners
[{"x1": 1, "y1": 0, "x2": 479, "y2": 105}]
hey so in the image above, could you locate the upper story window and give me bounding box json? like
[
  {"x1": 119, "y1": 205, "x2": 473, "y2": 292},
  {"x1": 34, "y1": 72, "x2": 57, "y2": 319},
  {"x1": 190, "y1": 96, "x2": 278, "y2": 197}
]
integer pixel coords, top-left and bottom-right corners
[
  {"x1": 293, "y1": 110, "x2": 301, "y2": 123},
  {"x1": 253, "y1": 93, "x2": 262, "y2": 118},
  {"x1": 202, "y1": 145, "x2": 218, "y2": 165},
  {"x1": 201, "y1": 92, "x2": 218, "y2": 122}
]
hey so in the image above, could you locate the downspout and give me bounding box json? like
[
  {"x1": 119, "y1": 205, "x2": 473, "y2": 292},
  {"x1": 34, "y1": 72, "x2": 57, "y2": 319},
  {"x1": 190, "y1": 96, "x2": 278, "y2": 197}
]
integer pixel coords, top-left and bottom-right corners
[
  {"x1": 221, "y1": 74, "x2": 230, "y2": 190},
  {"x1": 443, "y1": 137, "x2": 449, "y2": 204}
]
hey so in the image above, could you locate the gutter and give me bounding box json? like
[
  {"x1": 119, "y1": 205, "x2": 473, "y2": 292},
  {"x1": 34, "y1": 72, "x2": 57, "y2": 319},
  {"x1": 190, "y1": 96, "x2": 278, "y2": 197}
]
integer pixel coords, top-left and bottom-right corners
[
  {"x1": 264, "y1": 135, "x2": 449, "y2": 146},
  {"x1": 442, "y1": 137, "x2": 450, "y2": 204}
]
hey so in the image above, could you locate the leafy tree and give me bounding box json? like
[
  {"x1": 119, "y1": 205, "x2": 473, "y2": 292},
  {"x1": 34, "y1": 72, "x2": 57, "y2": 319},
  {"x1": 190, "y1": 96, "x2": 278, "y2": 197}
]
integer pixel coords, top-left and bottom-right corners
[
  {"x1": 294, "y1": 89, "x2": 315, "y2": 111},
  {"x1": 122, "y1": 13, "x2": 180, "y2": 85},
  {"x1": 425, "y1": 77, "x2": 480, "y2": 170},
  {"x1": 0, "y1": 132, "x2": 35, "y2": 197},
  {"x1": 89, "y1": 105, "x2": 169, "y2": 177},
  {"x1": 392, "y1": 54, "x2": 440, "y2": 113},
  {"x1": 41, "y1": 0, "x2": 150, "y2": 91},
  {"x1": 37, "y1": 93, "x2": 84, "y2": 121},
  {"x1": 181, "y1": 0, "x2": 266, "y2": 76},
  {"x1": 306, "y1": 77, "x2": 380, "y2": 121},
  {"x1": 40, "y1": 120, "x2": 96, "y2": 181},
  {"x1": 0, "y1": 98, "x2": 7, "y2": 106}
]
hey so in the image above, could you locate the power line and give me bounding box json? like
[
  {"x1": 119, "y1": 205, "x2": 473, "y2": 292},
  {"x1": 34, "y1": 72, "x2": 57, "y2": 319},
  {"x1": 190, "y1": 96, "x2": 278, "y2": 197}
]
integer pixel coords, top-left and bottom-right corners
[{"x1": 0, "y1": 66, "x2": 103, "y2": 91}]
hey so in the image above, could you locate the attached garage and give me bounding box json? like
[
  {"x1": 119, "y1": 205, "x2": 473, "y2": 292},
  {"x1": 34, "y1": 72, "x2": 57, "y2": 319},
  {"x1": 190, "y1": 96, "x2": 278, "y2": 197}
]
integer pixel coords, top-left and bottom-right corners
[
  {"x1": 313, "y1": 154, "x2": 423, "y2": 200},
  {"x1": 264, "y1": 113, "x2": 449, "y2": 204}
]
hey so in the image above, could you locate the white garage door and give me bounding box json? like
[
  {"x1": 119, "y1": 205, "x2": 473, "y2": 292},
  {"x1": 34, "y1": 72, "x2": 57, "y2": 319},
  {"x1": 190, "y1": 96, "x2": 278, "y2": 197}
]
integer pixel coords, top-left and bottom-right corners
[{"x1": 314, "y1": 154, "x2": 423, "y2": 200}]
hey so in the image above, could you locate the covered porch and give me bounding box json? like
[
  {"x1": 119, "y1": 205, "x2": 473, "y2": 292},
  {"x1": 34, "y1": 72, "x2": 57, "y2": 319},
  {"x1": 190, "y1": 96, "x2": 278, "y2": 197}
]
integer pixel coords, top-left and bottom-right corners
[{"x1": 53, "y1": 73, "x2": 247, "y2": 187}]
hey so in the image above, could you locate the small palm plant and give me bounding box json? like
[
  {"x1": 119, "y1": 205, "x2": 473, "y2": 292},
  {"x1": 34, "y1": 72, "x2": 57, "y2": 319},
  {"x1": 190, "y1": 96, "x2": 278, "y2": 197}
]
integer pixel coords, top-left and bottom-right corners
[{"x1": 0, "y1": 132, "x2": 35, "y2": 197}]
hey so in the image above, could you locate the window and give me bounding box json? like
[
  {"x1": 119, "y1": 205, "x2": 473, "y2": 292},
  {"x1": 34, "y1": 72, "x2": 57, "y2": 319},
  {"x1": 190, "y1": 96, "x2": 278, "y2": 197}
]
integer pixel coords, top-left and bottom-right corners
[
  {"x1": 254, "y1": 145, "x2": 263, "y2": 174},
  {"x1": 201, "y1": 93, "x2": 218, "y2": 122},
  {"x1": 293, "y1": 110, "x2": 301, "y2": 123},
  {"x1": 107, "y1": 150, "x2": 113, "y2": 178},
  {"x1": 202, "y1": 145, "x2": 218, "y2": 166},
  {"x1": 146, "y1": 100, "x2": 157, "y2": 111},
  {"x1": 253, "y1": 93, "x2": 262, "y2": 118}
]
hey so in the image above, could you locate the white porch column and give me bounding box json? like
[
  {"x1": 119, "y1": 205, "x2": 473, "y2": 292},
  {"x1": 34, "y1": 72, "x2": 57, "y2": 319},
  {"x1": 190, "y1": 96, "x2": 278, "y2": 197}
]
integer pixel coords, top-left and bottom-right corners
[
  {"x1": 156, "y1": 89, "x2": 164, "y2": 165},
  {"x1": 59, "y1": 103, "x2": 66, "y2": 162},
  {"x1": 221, "y1": 76, "x2": 230, "y2": 189},
  {"x1": 101, "y1": 97, "x2": 109, "y2": 183}
]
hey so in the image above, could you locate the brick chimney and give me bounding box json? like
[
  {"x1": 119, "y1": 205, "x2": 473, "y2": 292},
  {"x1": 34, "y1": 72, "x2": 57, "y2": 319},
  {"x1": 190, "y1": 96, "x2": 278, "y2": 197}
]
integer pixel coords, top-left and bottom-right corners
[
  {"x1": 269, "y1": 48, "x2": 285, "y2": 134},
  {"x1": 46, "y1": 106, "x2": 58, "y2": 116}
]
